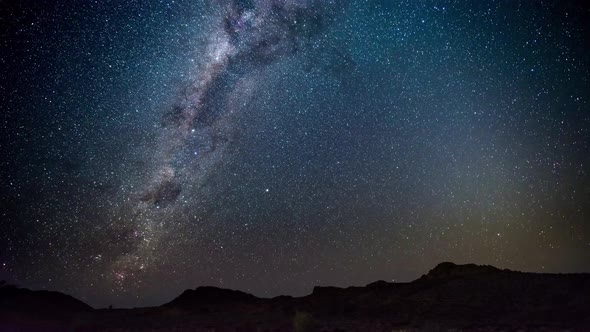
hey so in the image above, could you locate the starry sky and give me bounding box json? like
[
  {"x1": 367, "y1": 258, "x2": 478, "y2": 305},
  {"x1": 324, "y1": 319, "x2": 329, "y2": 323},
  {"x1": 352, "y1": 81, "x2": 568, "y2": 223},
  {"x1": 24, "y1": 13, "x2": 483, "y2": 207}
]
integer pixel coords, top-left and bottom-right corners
[{"x1": 1, "y1": 0, "x2": 589, "y2": 308}]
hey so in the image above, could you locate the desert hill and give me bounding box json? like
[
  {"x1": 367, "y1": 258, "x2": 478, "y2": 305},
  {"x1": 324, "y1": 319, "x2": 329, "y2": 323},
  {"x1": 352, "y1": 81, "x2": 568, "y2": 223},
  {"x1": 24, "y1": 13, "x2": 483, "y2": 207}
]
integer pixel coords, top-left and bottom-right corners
[{"x1": 1, "y1": 262, "x2": 589, "y2": 331}]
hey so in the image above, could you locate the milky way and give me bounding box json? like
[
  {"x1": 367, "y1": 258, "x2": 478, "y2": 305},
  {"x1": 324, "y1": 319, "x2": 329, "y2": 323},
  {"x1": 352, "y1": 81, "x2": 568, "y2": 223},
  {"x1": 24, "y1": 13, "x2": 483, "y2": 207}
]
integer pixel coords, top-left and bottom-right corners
[
  {"x1": 107, "y1": 0, "x2": 341, "y2": 289},
  {"x1": 2, "y1": 0, "x2": 589, "y2": 307}
]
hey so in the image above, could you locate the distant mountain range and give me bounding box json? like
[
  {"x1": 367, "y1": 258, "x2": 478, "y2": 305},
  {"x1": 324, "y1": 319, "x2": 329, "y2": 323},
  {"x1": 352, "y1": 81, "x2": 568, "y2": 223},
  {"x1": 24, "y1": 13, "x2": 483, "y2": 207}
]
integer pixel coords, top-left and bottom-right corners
[{"x1": 1, "y1": 262, "x2": 589, "y2": 331}]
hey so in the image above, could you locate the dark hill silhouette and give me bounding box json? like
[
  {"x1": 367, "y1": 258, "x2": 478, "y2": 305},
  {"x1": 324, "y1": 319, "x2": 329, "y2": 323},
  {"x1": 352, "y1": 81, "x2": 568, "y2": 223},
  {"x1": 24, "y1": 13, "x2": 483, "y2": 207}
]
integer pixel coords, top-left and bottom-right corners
[
  {"x1": 0, "y1": 283, "x2": 92, "y2": 315},
  {"x1": 1, "y1": 263, "x2": 589, "y2": 331},
  {"x1": 167, "y1": 286, "x2": 258, "y2": 306}
]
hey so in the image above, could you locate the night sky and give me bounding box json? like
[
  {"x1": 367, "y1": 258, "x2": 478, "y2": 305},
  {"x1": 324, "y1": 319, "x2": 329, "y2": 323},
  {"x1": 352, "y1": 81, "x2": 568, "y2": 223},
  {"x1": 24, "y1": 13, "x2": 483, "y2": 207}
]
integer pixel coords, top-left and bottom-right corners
[{"x1": 1, "y1": 0, "x2": 589, "y2": 308}]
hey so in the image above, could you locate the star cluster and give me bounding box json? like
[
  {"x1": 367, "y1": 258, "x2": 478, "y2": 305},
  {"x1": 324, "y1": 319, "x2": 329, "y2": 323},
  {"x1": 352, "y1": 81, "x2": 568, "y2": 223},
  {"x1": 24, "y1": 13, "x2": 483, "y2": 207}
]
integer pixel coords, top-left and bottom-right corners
[{"x1": 1, "y1": 0, "x2": 589, "y2": 308}]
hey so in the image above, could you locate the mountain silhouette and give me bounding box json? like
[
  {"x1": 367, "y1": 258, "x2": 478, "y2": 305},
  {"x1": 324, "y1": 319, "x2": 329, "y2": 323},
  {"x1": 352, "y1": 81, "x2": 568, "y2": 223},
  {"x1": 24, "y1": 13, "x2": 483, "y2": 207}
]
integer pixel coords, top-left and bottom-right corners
[
  {"x1": 1, "y1": 263, "x2": 589, "y2": 331},
  {"x1": 0, "y1": 283, "x2": 92, "y2": 315}
]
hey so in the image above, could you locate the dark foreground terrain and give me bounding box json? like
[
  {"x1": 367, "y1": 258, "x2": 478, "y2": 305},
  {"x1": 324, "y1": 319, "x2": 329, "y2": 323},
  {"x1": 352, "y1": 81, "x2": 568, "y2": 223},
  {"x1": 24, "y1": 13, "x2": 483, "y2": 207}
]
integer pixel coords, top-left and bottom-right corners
[{"x1": 1, "y1": 262, "x2": 589, "y2": 331}]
